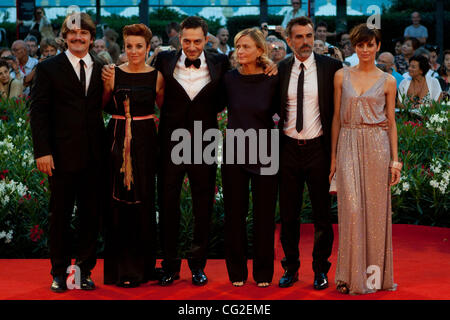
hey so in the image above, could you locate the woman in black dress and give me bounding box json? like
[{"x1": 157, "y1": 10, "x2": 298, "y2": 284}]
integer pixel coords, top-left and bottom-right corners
[
  {"x1": 102, "y1": 24, "x2": 164, "y2": 288},
  {"x1": 222, "y1": 28, "x2": 280, "y2": 287}
]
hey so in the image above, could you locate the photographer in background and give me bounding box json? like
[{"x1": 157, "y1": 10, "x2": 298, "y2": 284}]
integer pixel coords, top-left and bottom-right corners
[
  {"x1": 0, "y1": 48, "x2": 23, "y2": 81},
  {"x1": 327, "y1": 45, "x2": 344, "y2": 62}
]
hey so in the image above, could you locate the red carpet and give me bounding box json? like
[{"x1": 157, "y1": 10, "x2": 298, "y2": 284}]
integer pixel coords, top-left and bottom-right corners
[{"x1": 0, "y1": 224, "x2": 449, "y2": 300}]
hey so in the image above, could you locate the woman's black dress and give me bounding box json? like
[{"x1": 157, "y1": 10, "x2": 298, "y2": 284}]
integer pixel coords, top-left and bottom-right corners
[{"x1": 103, "y1": 67, "x2": 158, "y2": 286}]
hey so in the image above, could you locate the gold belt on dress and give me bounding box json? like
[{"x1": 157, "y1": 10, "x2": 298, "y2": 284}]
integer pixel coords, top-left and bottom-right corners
[{"x1": 341, "y1": 123, "x2": 385, "y2": 129}]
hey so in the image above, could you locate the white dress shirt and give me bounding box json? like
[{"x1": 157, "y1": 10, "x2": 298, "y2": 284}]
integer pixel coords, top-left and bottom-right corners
[
  {"x1": 283, "y1": 53, "x2": 322, "y2": 140},
  {"x1": 65, "y1": 49, "x2": 94, "y2": 95},
  {"x1": 173, "y1": 51, "x2": 211, "y2": 101}
]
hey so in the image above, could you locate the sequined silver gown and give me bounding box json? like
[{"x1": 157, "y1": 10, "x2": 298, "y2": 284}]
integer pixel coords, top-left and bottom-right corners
[{"x1": 335, "y1": 68, "x2": 397, "y2": 295}]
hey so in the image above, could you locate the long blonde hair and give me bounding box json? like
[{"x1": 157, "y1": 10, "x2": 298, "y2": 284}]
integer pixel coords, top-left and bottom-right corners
[{"x1": 234, "y1": 27, "x2": 272, "y2": 68}]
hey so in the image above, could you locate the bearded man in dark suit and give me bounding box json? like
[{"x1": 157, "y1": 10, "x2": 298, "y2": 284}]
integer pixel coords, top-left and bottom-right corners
[{"x1": 277, "y1": 16, "x2": 342, "y2": 290}]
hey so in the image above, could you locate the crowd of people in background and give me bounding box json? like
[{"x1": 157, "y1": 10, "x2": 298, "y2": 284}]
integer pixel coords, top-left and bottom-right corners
[
  {"x1": 1, "y1": 0, "x2": 447, "y2": 297},
  {"x1": 0, "y1": 1, "x2": 448, "y2": 104}
]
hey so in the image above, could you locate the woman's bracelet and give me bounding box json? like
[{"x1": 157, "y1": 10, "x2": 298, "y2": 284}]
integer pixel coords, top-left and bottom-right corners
[{"x1": 389, "y1": 161, "x2": 403, "y2": 171}]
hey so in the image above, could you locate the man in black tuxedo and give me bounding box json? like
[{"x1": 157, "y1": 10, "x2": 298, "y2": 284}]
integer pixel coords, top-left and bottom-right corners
[
  {"x1": 30, "y1": 13, "x2": 106, "y2": 292},
  {"x1": 155, "y1": 16, "x2": 230, "y2": 286},
  {"x1": 277, "y1": 16, "x2": 342, "y2": 290}
]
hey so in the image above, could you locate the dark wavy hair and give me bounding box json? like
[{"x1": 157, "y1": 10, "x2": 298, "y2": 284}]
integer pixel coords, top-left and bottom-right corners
[
  {"x1": 409, "y1": 54, "x2": 430, "y2": 76},
  {"x1": 180, "y1": 16, "x2": 208, "y2": 37},
  {"x1": 0, "y1": 59, "x2": 9, "y2": 70}
]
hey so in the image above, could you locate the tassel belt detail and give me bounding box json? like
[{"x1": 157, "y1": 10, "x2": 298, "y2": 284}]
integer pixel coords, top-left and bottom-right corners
[{"x1": 112, "y1": 95, "x2": 156, "y2": 192}]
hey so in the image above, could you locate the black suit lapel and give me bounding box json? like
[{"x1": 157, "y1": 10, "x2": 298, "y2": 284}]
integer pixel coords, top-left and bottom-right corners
[
  {"x1": 314, "y1": 53, "x2": 326, "y2": 117},
  {"x1": 87, "y1": 54, "x2": 101, "y2": 97},
  {"x1": 169, "y1": 50, "x2": 183, "y2": 75},
  {"x1": 204, "y1": 50, "x2": 218, "y2": 83},
  {"x1": 169, "y1": 50, "x2": 193, "y2": 102},
  {"x1": 280, "y1": 55, "x2": 295, "y2": 124}
]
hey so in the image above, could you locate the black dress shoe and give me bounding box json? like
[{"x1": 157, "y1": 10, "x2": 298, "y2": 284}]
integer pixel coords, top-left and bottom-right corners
[
  {"x1": 80, "y1": 275, "x2": 96, "y2": 290},
  {"x1": 158, "y1": 272, "x2": 180, "y2": 286},
  {"x1": 145, "y1": 267, "x2": 165, "y2": 282},
  {"x1": 313, "y1": 273, "x2": 329, "y2": 290},
  {"x1": 191, "y1": 269, "x2": 208, "y2": 286},
  {"x1": 51, "y1": 275, "x2": 67, "y2": 293},
  {"x1": 279, "y1": 270, "x2": 298, "y2": 288}
]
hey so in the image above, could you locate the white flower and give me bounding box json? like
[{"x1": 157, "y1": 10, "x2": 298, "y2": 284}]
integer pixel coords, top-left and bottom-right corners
[
  {"x1": 431, "y1": 163, "x2": 442, "y2": 174},
  {"x1": 443, "y1": 171, "x2": 450, "y2": 183},
  {"x1": 402, "y1": 182, "x2": 410, "y2": 191},
  {"x1": 430, "y1": 180, "x2": 439, "y2": 189},
  {"x1": 5, "y1": 231, "x2": 13, "y2": 243}
]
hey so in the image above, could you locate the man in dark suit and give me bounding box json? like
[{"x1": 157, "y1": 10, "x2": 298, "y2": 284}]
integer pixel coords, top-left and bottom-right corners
[
  {"x1": 277, "y1": 16, "x2": 342, "y2": 290},
  {"x1": 30, "y1": 13, "x2": 106, "y2": 293},
  {"x1": 155, "y1": 16, "x2": 230, "y2": 286}
]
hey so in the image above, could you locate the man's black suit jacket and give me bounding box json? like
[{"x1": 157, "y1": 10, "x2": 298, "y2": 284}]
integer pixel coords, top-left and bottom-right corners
[
  {"x1": 278, "y1": 53, "x2": 343, "y2": 155},
  {"x1": 154, "y1": 49, "x2": 230, "y2": 150},
  {"x1": 30, "y1": 52, "x2": 106, "y2": 172}
]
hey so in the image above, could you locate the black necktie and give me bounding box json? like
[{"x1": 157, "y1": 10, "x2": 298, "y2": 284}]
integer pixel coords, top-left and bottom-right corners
[
  {"x1": 296, "y1": 63, "x2": 305, "y2": 133},
  {"x1": 185, "y1": 58, "x2": 201, "y2": 69},
  {"x1": 79, "y1": 59, "x2": 86, "y2": 95}
]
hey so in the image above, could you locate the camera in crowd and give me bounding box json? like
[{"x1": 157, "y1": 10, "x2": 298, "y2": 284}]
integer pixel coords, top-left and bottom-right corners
[
  {"x1": 328, "y1": 46, "x2": 336, "y2": 56},
  {"x1": 3, "y1": 55, "x2": 16, "y2": 62}
]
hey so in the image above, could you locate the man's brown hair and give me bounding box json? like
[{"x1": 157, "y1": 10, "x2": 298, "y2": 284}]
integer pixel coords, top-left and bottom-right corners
[{"x1": 61, "y1": 12, "x2": 96, "y2": 41}]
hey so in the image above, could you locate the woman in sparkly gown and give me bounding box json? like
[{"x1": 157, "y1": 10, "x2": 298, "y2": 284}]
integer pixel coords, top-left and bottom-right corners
[
  {"x1": 102, "y1": 24, "x2": 164, "y2": 288},
  {"x1": 329, "y1": 24, "x2": 402, "y2": 295}
]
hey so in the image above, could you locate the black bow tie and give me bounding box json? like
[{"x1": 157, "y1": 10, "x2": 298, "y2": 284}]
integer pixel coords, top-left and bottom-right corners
[{"x1": 185, "y1": 58, "x2": 201, "y2": 69}]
